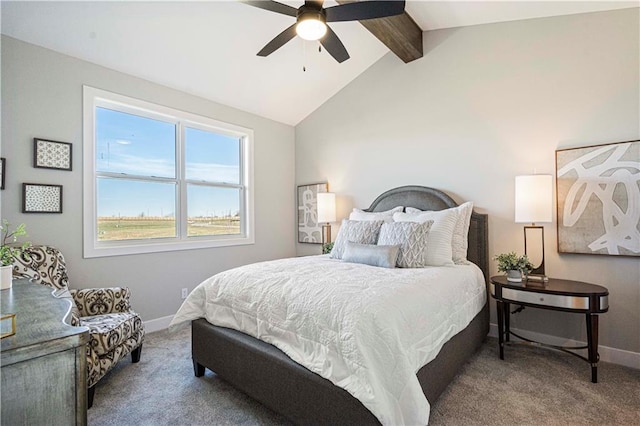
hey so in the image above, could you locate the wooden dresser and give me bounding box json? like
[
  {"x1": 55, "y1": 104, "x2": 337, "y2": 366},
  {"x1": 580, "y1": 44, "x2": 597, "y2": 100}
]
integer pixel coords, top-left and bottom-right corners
[{"x1": 1, "y1": 278, "x2": 89, "y2": 425}]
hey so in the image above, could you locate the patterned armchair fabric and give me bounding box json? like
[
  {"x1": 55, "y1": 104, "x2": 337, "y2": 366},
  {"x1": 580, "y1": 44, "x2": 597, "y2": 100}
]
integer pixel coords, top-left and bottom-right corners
[{"x1": 12, "y1": 245, "x2": 144, "y2": 408}]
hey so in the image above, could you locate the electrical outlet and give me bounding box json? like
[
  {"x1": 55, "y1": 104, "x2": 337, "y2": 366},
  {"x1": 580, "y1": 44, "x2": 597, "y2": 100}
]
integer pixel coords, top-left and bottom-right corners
[{"x1": 181, "y1": 288, "x2": 188, "y2": 299}]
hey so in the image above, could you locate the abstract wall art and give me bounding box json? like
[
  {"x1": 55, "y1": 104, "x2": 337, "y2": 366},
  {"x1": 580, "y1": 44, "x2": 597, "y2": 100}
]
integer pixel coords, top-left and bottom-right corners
[
  {"x1": 297, "y1": 182, "x2": 327, "y2": 244},
  {"x1": 556, "y1": 140, "x2": 639, "y2": 257}
]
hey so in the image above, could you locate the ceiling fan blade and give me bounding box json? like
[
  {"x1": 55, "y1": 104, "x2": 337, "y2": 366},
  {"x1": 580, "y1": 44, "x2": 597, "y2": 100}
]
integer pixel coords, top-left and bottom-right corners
[
  {"x1": 325, "y1": 0, "x2": 405, "y2": 22},
  {"x1": 319, "y1": 26, "x2": 350, "y2": 63},
  {"x1": 257, "y1": 23, "x2": 298, "y2": 57},
  {"x1": 240, "y1": 0, "x2": 298, "y2": 17}
]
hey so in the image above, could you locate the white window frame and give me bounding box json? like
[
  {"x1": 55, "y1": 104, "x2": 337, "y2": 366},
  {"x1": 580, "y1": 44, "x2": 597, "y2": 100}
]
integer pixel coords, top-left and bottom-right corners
[{"x1": 83, "y1": 86, "x2": 254, "y2": 258}]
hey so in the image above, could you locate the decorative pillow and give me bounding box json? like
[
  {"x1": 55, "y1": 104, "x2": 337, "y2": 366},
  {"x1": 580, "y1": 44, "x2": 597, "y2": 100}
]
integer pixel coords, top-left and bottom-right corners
[
  {"x1": 393, "y1": 209, "x2": 458, "y2": 266},
  {"x1": 451, "y1": 202, "x2": 474, "y2": 264},
  {"x1": 349, "y1": 206, "x2": 403, "y2": 223},
  {"x1": 330, "y1": 219, "x2": 384, "y2": 260},
  {"x1": 377, "y1": 221, "x2": 433, "y2": 268},
  {"x1": 342, "y1": 242, "x2": 400, "y2": 268},
  {"x1": 406, "y1": 202, "x2": 474, "y2": 265}
]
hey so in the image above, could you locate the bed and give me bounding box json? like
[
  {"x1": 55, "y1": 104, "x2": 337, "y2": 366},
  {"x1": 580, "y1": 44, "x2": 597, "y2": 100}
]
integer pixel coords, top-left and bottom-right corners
[{"x1": 174, "y1": 185, "x2": 489, "y2": 425}]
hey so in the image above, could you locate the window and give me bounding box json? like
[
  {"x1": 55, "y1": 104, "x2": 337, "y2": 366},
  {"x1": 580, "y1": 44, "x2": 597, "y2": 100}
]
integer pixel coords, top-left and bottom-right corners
[{"x1": 83, "y1": 86, "x2": 254, "y2": 257}]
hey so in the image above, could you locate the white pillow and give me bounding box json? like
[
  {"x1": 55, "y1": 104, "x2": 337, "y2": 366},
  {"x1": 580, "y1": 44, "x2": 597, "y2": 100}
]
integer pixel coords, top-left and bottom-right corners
[
  {"x1": 342, "y1": 242, "x2": 400, "y2": 268},
  {"x1": 393, "y1": 209, "x2": 458, "y2": 266},
  {"x1": 406, "y1": 202, "x2": 474, "y2": 264},
  {"x1": 330, "y1": 219, "x2": 384, "y2": 260},
  {"x1": 349, "y1": 206, "x2": 403, "y2": 223},
  {"x1": 378, "y1": 221, "x2": 433, "y2": 268}
]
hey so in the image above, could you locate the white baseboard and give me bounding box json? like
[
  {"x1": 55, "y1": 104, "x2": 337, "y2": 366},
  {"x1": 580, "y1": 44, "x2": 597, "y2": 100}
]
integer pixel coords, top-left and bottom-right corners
[
  {"x1": 489, "y1": 323, "x2": 640, "y2": 370},
  {"x1": 144, "y1": 315, "x2": 174, "y2": 333}
]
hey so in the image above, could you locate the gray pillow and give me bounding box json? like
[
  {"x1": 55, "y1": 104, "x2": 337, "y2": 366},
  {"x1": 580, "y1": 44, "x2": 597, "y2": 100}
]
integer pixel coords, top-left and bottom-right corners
[
  {"x1": 377, "y1": 221, "x2": 433, "y2": 268},
  {"x1": 330, "y1": 219, "x2": 384, "y2": 260},
  {"x1": 342, "y1": 242, "x2": 400, "y2": 268}
]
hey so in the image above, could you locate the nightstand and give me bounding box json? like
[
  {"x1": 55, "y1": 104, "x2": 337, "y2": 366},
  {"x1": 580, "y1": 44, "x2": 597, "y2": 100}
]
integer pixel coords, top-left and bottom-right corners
[{"x1": 490, "y1": 276, "x2": 609, "y2": 383}]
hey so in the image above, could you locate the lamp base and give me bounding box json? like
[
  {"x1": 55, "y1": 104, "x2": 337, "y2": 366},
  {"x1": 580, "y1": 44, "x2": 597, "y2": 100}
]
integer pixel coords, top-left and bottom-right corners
[
  {"x1": 321, "y1": 223, "x2": 332, "y2": 246},
  {"x1": 525, "y1": 274, "x2": 549, "y2": 287},
  {"x1": 524, "y1": 225, "x2": 546, "y2": 278}
]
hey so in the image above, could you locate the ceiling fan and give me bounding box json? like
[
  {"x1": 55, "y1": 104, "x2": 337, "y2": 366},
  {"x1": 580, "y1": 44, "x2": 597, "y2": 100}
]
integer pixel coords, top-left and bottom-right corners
[{"x1": 242, "y1": 0, "x2": 406, "y2": 63}]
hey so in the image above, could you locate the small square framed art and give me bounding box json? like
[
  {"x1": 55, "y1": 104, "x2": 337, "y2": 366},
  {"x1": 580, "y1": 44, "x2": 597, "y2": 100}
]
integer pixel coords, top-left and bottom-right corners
[
  {"x1": 33, "y1": 138, "x2": 72, "y2": 171},
  {"x1": 22, "y1": 183, "x2": 63, "y2": 213}
]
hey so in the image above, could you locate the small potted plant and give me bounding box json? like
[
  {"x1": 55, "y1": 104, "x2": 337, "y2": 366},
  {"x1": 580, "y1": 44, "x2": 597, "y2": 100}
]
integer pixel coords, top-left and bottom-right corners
[
  {"x1": 322, "y1": 241, "x2": 334, "y2": 255},
  {"x1": 0, "y1": 220, "x2": 30, "y2": 290},
  {"x1": 493, "y1": 251, "x2": 534, "y2": 282}
]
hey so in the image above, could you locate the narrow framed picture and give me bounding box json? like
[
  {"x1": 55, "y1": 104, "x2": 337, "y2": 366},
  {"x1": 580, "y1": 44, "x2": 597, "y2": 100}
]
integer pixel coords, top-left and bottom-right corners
[
  {"x1": 297, "y1": 182, "x2": 328, "y2": 244},
  {"x1": 0, "y1": 158, "x2": 5, "y2": 190},
  {"x1": 22, "y1": 183, "x2": 63, "y2": 213},
  {"x1": 33, "y1": 138, "x2": 72, "y2": 171}
]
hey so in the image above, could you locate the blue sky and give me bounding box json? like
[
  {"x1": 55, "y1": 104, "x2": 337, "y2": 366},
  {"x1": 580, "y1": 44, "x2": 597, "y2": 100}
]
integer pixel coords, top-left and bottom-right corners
[{"x1": 96, "y1": 107, "x2": 240, "y2": 217}]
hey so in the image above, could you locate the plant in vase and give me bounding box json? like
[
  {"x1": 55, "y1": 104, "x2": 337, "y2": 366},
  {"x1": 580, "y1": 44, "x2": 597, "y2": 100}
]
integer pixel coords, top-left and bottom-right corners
[
  {"x1": 0, "y1": 220, "x2": 30, "y2": 290},
  {"x1": 493, "y1": 251, "x2": 534, "y2": 282},
  {"x1": 322, "y1": 241, "x2": 334, "y2": 255}
]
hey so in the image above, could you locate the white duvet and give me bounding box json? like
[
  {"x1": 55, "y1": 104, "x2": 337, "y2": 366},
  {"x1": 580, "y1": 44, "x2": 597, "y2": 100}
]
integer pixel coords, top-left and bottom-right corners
[{"x1": 170, "y1": 255, "x2": 486, "y2": 425}]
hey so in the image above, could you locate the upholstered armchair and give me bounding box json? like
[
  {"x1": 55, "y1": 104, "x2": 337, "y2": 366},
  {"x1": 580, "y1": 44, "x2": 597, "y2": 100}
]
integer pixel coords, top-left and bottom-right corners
[{"x1": 12, "y1": 245, "x2": 144, "y2": 408}]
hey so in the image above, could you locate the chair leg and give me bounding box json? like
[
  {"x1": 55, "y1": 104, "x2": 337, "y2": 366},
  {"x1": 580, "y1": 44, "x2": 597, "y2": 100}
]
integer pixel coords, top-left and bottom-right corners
[
  {"x1": 88, "y1": 385, "x2": 96, "y2": 409},
  {"x1": 131, "y1": 345, "x2": 142, "y2": 363}
]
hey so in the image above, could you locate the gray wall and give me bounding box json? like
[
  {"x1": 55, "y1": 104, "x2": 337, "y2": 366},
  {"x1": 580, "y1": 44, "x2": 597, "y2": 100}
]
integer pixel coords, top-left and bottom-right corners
[
  {"x1": 1, "y1": 36, "x2": 296, "y2": 323},
  {"x1": 296, "y1": 9, "x2": 640, "y2": 354}
]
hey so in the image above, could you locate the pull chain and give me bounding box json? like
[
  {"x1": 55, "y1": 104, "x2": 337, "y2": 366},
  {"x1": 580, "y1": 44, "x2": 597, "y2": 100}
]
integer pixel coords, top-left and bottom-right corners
[
  {"x1": 302, "y1": 39, "x2": 307, "y2": 72},
  {"x1": 301, "y1": 41, "x2": 322, "y2": 72}
]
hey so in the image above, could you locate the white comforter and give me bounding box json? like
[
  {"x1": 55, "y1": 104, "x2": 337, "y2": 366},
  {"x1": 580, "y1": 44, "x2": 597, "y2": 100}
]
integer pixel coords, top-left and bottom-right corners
[{"x1": 170, "y1": 255, "x2": 486, "y2": 425}]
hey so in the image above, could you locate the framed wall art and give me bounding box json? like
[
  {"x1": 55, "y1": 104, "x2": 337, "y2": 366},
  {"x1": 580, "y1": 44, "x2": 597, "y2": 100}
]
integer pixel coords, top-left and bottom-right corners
[
  {"x1": 22, "y1": 183, "x2": 63, "y2": 213},
  {"x1": 0, "y1": 158, "x2": 5, "y2": 190},
  {"x1": 33, "y1": 138, "x2": 72, "y2": 171},
  {"x1": 297, "y1": 182, "x2": 327, "y2": 244},
  {"x1": 556, "y1": 140, "x2": 639, "y2": 257}
]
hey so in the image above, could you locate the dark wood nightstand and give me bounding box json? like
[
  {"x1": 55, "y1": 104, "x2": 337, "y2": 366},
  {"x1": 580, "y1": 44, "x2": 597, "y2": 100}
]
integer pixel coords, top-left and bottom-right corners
[{"x1": 490, "y1": 275, "x2": 609, "y2": 383}]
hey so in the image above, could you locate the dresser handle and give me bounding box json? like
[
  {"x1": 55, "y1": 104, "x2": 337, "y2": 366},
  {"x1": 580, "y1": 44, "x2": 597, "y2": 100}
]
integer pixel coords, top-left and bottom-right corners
[{"x1": 540, "y1": 297, "x2": 544, "y2": 302}]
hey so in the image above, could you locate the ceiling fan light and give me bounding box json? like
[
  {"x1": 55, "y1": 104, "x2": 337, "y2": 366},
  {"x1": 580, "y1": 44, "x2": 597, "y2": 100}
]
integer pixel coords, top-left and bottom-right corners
[{"x1": 296, "y1": 17, "x2": 327, "y2": 41}]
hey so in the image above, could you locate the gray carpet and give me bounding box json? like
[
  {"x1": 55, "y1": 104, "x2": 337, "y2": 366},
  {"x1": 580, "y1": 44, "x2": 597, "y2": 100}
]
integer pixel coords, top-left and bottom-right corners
[{"x1": 89, "y1": 327, "x2": 640, "y2": 425}]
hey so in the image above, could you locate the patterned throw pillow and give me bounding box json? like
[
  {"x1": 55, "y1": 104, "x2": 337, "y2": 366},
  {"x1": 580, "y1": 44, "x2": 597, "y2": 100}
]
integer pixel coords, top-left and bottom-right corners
[
  {"x1": 377, "y1": 221, "x2": 433, "y2": 268},
  {"x1": 393, "y1": 209, "x2": 458, "y2": 266},
  {"x1": 330, "y1": 219, "x2": 384, "y2": 260}
]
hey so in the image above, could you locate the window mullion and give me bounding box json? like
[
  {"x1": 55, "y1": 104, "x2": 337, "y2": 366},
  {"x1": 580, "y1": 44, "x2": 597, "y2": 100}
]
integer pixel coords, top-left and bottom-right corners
[
  {"x1": 239, "y1": 136, "x2": 246, "y2": 237},
  {"x1": 177, "y1": 121, "x2": 187, "y2": 240},
  {"x1": 96, "y1": 172, "x2": 176, "y2": 184}
]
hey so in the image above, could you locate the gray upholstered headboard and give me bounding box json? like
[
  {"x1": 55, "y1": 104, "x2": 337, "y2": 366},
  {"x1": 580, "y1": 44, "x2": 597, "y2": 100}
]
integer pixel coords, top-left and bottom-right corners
[{"x1": 364, "y1": 185, "x2": 489, "y2": 281}]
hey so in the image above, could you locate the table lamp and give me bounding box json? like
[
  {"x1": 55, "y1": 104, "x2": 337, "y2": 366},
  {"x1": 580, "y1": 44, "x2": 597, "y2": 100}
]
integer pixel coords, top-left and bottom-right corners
[
  {"x1": 317, "y1": 192, "x2": 336, "y2": 245},
  {"x1": 515, "y1": 175, "x2": 552, "y2": 281}
]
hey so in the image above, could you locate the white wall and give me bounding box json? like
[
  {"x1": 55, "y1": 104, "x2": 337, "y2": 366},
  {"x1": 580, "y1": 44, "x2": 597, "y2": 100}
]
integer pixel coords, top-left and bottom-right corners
[
  {"x1": 296, "y1": 9, "x2": 640, "y2": 355},
  {"x1": 1, "y1": 36, "x2": 296, "y2": 324}
]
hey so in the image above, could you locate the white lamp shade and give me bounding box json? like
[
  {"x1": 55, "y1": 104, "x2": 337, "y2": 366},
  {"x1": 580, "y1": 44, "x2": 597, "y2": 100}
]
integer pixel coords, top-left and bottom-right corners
[
  {"x1": 515, "y1": 175, "x2": 553, "y2": 223},
  {"x1": 317, "y1": 192, "x2": 336, "y2": 223}
]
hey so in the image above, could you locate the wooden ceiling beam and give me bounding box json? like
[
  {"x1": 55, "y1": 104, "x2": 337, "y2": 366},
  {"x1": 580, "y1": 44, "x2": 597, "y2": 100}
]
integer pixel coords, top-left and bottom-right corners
[{"x1": 336, "y1": 0, "x2": 423, "y2": 63}]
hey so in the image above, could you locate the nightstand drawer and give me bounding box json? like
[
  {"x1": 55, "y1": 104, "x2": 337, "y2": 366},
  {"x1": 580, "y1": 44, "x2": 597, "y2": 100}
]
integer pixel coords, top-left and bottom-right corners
[{"x1": 502, "y1": 288, "x2": 590, "y2": 310}]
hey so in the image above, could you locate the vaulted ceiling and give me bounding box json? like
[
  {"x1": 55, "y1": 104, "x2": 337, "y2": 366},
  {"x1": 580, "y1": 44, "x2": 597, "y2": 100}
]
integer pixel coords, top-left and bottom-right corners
[{"x1": 1, "y1": 1, "x2": 635, "y2": 125}]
